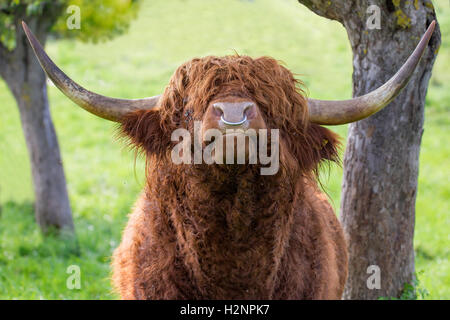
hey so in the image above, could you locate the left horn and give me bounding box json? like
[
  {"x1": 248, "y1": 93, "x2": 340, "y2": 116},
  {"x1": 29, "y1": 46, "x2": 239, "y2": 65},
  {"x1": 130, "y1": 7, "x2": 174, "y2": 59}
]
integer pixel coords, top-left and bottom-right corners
[
  {"x1": 22, "y1": 21, "x2": 160, "y2": 122},
  {"x1": 308, "y1": 20, "x2": 436, "y2": 125}
]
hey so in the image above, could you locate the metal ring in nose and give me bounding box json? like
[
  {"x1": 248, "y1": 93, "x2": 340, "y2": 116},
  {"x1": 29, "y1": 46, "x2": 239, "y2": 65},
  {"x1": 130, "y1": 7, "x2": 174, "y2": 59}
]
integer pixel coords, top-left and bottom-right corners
[{"x1": 220, "y1": 114, "x2": 248, "y2": 126}]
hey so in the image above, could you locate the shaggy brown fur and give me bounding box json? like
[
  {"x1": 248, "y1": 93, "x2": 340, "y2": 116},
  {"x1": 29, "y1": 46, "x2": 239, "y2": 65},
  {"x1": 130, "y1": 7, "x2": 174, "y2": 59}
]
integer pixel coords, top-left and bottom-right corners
[{"x1": 112, "y1": 55, "x2": 348, "y2": 299}]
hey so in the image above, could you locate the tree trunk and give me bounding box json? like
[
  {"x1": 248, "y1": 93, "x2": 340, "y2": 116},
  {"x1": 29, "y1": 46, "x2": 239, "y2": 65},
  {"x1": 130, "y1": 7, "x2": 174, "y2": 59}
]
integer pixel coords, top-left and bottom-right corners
[
  {"x1": 0, "y1": 18, "x2": 74, "y2": 235},
  {"x1": 297, "y1": 0, "x2": 440, "y2": 299}
]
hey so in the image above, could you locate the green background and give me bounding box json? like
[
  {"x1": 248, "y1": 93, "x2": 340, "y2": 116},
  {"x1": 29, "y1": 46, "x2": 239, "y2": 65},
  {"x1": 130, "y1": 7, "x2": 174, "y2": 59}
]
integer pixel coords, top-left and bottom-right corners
[{"x1": 0, "y1": 0, "x2": 448, "y2": 299}]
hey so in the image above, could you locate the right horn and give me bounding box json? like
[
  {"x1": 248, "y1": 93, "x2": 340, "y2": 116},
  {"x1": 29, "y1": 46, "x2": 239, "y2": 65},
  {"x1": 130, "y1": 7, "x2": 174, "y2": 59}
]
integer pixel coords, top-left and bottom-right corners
[
  {"x1": 22, "y1": 21, "x2": 161, "y2": 122},
  {"x1": 308, "y1": 20, "x2": 436, "y2": 125}
]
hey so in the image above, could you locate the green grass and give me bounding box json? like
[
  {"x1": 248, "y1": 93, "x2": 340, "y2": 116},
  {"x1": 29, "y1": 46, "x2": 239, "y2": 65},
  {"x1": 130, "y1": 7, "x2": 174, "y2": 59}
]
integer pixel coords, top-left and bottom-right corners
[{"x1": 0, "y1": 0, "x2": 448, "y2": 299}]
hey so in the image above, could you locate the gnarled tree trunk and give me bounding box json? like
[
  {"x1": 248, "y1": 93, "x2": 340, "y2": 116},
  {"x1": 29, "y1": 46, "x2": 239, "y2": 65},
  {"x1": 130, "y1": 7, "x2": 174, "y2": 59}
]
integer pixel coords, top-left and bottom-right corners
[
  {"x1": 0, "y1": 16, "x2": 74, "y2": 235},
  {"x1": 297, "y1": 0, "x2": 440, "y2": 299}
]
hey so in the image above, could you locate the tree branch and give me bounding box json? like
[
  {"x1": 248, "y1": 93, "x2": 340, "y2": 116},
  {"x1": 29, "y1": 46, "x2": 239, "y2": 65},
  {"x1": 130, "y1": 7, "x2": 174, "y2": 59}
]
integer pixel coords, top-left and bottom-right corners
[
  {"x1": 0, "y1": 41, "x2": 9, "y2": 78},
  {"x1": 0, "y1": 39, "x2": 6, "y2": 57},
  {"x1": 297, "y1": 0, "x2": 353, "y2": 23}
]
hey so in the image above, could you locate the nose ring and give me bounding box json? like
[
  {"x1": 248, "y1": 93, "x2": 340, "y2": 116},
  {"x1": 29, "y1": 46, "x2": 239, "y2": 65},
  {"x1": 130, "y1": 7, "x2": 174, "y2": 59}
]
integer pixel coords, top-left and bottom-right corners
[{"x1": 220, "y1": 114, "x2": 247, "y2": 126}]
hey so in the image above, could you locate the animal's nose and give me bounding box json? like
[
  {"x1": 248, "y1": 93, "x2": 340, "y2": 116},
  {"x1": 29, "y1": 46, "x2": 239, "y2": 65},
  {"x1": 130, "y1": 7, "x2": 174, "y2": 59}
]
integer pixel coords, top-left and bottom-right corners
[{"x1": 213, "y1": 101, "x2": 255, "y2": 126}]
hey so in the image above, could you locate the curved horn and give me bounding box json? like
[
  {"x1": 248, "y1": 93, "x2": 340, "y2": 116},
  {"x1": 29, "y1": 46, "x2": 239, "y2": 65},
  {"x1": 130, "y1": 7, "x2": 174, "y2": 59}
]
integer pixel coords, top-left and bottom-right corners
[
  {"x1": 308, "y1": 20, "x2": 436, "y2": 125},
  {"x1": 22, "y1": 21, "x2": 160, "y2": 122}
]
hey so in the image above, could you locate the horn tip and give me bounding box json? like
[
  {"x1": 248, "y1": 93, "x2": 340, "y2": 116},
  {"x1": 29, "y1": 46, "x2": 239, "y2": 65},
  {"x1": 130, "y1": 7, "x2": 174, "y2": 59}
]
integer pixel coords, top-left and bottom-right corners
[
  {"x1": 429, "y1": 20, "x2": 436, "y2": 32},
  {"x1": 21, "y1": 20, "x2": 28, "y2": 32},
  {"x1": 21, "y1": 21, "x2": 33, "y2": 40}
]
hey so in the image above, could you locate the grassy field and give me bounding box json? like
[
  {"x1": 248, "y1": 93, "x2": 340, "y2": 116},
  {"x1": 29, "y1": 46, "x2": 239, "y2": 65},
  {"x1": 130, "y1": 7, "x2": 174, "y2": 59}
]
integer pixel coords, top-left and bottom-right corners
[{"x1": 0, "y1": 0, "x2": 448, "y2": 299}]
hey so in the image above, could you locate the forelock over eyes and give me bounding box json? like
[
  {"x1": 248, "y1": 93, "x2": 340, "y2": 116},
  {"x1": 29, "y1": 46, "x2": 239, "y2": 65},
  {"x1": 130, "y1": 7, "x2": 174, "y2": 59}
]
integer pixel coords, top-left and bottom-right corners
[{"x1": 157, "y1": 55, "x2": 310, "y2": 134}]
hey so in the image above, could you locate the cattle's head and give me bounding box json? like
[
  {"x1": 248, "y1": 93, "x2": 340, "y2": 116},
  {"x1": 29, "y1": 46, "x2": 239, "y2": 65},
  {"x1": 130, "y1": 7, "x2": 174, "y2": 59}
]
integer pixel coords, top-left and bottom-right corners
[
  {"x1": 119, "y1": 55, "x2": 341, "y2": 175},
  {"x1": 22, "y1": 21, "x2": 435, "y2": 176}
]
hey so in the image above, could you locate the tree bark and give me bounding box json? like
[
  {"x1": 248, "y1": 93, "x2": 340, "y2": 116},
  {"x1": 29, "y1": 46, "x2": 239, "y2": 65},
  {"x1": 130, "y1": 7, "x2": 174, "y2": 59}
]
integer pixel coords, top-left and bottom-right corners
[
  {"x1": 0, "y1": 16, "x2": 74, "y2": 235},
  {"x1": 297, "y1": 0, "x2": 440, "y2": 299}
]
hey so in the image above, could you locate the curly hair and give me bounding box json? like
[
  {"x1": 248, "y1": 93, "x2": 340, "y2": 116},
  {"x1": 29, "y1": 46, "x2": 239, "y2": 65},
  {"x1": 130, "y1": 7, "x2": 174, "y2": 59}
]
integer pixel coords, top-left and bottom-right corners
[
  {"x1": 121, "y1": 55, "x2": 340, "y2": 176},
  {"x1": 114, "y1": 55, "x2": 347, "y2": 299}
]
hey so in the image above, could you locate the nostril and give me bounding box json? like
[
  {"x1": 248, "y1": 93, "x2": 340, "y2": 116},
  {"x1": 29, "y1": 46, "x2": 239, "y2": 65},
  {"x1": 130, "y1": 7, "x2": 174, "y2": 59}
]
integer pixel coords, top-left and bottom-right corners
[
  {"x1": 213, "y1": 104, "x2": 224, "y2": 117},
  {"x1": 212, "y1": 101, "x2": 255, "y2": 125},
  {"x1": 244, "y1": 103, "x2": 256, "y2": 118},
  {"x1": 243, "y1": 103, "x2": 253, "y2": 112}
]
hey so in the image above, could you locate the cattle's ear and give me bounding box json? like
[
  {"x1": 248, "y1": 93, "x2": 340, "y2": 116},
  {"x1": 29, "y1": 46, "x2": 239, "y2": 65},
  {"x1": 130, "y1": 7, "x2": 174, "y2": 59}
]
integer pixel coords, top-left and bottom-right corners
[
  {"x1": 306, "y1": 123, "x2": 340, "y2": 163},
  {"x1": 119, "y1": 109, "x2": 171, "y2": 155},
  {"x1": 289, "y1": 123, "x2": 341, "y2": 172}
]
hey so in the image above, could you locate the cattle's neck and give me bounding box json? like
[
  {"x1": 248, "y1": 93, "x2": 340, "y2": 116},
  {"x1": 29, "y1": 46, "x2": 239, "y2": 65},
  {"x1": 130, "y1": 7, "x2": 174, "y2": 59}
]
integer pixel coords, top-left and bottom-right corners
[{"x1": 149, "y1": 162, "x2": 300, "y2": 299}]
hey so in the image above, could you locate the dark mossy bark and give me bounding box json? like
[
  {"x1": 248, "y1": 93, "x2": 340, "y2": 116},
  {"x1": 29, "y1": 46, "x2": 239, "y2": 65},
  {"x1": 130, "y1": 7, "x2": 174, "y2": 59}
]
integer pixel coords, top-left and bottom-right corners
[
  {"x1": 0, "y1": 7, "x2": 74, "y2": 235},
  {"x1": 298, "y1": 0, "x2": 440, "y2": 299}
]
